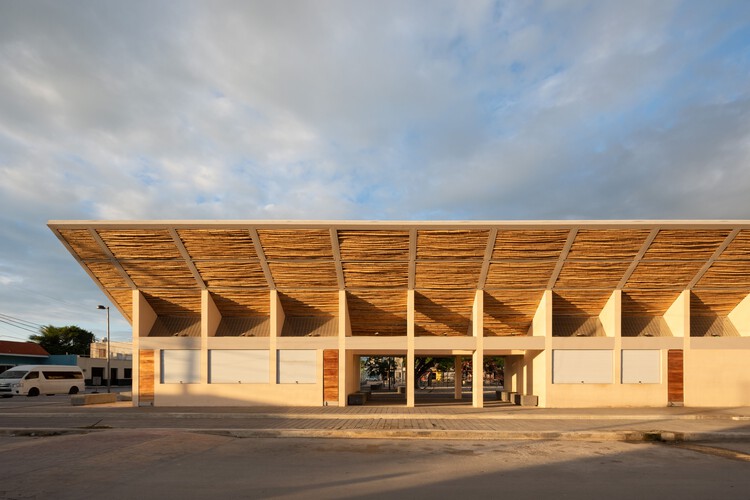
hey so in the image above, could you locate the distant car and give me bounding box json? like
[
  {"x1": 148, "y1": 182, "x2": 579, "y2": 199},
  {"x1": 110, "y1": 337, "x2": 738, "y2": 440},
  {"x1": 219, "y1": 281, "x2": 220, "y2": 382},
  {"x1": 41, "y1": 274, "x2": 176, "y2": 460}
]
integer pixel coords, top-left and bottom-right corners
[{"x1": 0, "y1": 365, "x2": 84, "y2": 397}]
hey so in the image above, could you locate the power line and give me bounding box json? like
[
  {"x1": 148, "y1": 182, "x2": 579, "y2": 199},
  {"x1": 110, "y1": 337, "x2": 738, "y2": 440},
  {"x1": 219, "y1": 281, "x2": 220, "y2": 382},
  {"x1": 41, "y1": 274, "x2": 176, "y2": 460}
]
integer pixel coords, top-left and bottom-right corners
[
  {"x1": 0, "y1": 312, "x2": 44, "y2": 329},
  {"x1": 0, "y1": 331, "x2": 32, "y2": 341},
  {"x1": 0, "y1": 317, "x2": 39, "y2": 335}
]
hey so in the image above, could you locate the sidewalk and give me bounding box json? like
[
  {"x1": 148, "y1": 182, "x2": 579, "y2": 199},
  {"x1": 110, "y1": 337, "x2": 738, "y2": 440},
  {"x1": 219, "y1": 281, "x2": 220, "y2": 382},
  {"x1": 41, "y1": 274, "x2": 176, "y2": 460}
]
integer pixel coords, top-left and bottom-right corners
[{"x1": 1, "y1": 401, "x2": 749, "y2": 443}]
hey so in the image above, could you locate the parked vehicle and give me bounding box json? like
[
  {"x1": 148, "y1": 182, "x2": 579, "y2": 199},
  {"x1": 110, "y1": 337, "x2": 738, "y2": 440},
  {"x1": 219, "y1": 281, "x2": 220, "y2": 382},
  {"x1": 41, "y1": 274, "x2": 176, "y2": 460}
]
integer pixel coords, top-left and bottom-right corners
[{"x1": 0, "y1": 365, "x2": 84, "y2": 397}]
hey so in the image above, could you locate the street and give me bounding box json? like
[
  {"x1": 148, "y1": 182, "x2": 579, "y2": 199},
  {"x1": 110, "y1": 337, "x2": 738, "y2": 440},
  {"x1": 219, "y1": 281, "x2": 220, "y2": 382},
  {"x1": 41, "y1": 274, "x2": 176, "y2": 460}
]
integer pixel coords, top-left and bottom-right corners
[
  {"x1": 0, "y1": 430, "x2": 748, "y2": 499},
  {"x1": 1, "y1": 394, "x2": 749, "y2": 499}
]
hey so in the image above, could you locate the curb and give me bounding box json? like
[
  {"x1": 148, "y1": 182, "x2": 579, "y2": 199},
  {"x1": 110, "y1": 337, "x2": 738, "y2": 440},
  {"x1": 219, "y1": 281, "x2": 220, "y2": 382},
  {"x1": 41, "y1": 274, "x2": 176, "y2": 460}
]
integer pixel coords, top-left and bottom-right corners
[
  {"x1": 0, "y1": 428, "x2": 99, "y2": 437},
  {"x1": 4, "y1": 426, "x2": 745, "y2": 443},
  {"x1": 3, "y1": 411, "x2": 749, "y2": 421},
  {"x1": 203, "y1": 428, "x2": 649, "y2": 441},
  {"x1": 201, "y1": 428, "x2": 750, "y2": 442}
]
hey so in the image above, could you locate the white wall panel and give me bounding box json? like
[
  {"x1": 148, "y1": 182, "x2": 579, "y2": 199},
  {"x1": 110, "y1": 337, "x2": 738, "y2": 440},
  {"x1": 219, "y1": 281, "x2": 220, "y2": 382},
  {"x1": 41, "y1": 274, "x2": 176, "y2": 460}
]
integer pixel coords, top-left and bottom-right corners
[
  {"x1": 621, "y1": 349, "x2": 661, "y2": 384},
  {"x1": 277, "y1": 350, "x2": 317, "y2": 384},
  {"x1": 161, "y1": 349, "x2": 200, "y2": 384},
  {"x1": 209, "y1": 350, "x2": 269, "y2": 384},
  {"x1": 552, "y1": 350, "x2": 613, "y2": 384}
]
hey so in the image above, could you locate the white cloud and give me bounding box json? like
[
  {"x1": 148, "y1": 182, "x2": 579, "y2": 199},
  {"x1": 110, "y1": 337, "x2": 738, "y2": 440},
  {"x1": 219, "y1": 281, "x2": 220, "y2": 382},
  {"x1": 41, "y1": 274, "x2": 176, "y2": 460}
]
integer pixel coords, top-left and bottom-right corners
[{"x1": 0, "y1": 0, "x2": 749, "y2": 331}]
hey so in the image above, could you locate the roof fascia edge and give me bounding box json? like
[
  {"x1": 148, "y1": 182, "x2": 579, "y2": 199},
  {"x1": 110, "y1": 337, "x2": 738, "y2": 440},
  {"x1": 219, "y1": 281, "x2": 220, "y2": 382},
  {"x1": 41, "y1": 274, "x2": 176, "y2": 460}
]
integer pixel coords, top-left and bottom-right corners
[{"x1": 47, "y1": 220, "x2": 750, "y2": 231}]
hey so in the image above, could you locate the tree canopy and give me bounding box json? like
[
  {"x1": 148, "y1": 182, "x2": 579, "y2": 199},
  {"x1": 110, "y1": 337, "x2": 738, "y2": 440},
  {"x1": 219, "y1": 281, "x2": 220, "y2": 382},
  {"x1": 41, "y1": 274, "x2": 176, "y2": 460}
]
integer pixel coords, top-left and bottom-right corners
[
  {"x1": 29, "y1": 325, "x2": 95, "y2": 355},
  {"x1": 363, "y1": 356, "x2": 397, "y2": 381}
]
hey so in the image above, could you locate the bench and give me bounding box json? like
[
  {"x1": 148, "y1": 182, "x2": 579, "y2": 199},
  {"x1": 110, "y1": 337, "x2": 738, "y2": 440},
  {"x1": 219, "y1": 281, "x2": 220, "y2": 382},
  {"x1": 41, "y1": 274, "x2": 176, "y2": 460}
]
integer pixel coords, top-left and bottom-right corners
[
  {"x1": 519, "y1": 394, "x2": 538, "y2": 407},
  {"x1": 347, "y1": 393, "x2": 366, "y2": 405},
  {"x1": 70, "y1": 393, "x2": 118, "y2": 406},
  {"x1": 359, "y1": 387, "x2": 372, "y2": 401},
  {"x1": 496, "y1": 390, "x2": 512, "y2": 402}
]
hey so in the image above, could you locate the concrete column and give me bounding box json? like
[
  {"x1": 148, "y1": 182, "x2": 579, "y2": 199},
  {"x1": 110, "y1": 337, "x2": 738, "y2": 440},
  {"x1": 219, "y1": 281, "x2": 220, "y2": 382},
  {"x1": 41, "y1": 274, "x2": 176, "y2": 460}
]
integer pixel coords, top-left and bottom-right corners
[
  {"x1": 131, "y1": 290, "x2": 142, "y2": 407},
  {"x1": 132, "y1": 290, "x2": 156, "y2": 407},
  {"x1": 346, "y1": 352, "x2": 361, "y2": 397},
  {"x1": 602, "y1": 290, "x2": 622, "y2": 385},
  {"x1": 727, "y1": 293, "x2": 750, "y2": 337},
  {"x1": 201, "y1": 290, "x2": 221, "y2": 385},
  {"x1": 728, "y1": 292, "x2": 750, "y2": 336},
  {"x1": 514, "y1": 357, "x2": 522, "y2": 392},
  {"x1": 664, "y1": 290, "x2": 689, "y2": 339},
  {"x1": 454, "y1": 355, "x2": 462, "y2": 400},
  {"x1": 472, "y1": 290, "x2": 484, "y2": 408},
  {"x1": 407, "y1": 289, "x2": 415, "y2": 407},
  {"x1": 538, "y1": 290, "x2": 552, "y2": 407},
  {"x1": 269, "y1": 290, "x2": 284, "y2": 385},
  {"x1": 338, "y1": 290, "x2": 349, "y2": 406}
]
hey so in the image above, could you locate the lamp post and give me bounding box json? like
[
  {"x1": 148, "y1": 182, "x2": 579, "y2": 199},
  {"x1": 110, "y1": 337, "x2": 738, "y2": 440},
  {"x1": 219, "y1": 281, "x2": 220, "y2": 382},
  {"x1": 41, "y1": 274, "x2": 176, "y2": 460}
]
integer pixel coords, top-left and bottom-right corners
[{"x1": 97, "y1": 305, "x2": 110, "y2": 393}]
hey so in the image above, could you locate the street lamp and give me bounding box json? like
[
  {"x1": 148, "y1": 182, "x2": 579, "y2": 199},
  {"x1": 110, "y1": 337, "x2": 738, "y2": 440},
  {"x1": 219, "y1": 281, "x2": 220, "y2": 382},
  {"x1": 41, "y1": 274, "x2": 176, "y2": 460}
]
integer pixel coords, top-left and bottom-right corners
[{"x1": 97, "y1": 305, "x2": 110, "y2": 393}]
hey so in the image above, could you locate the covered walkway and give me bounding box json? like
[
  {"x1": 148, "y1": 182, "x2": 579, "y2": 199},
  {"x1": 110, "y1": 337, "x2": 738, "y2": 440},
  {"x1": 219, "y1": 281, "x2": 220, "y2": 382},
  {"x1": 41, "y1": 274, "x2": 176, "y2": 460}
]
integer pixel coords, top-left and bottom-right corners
[{"x1": 49, "y1": 220, "x2": 750, "y2": 408}]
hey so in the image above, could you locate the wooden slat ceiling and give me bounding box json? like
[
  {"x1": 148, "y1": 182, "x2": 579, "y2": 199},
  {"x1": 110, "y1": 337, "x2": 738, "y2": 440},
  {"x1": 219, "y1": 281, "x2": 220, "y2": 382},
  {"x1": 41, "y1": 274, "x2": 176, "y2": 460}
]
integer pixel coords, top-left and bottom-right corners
[
  {"x1": 553, "y1": 290, "x2": 613, "y2": 316},
  {"x1": 492, "y1": 230, "x2": 569, "y2": 260},
  {"x1": 338, "y1": 230, "x2": 410, "y2": 260},
  {"x1": 347, "y1": 290, "x2": 407, "y2": 336},
  {"x1": 417, "y1": 230, "x2": 489, "y2": 260},
  {"x1": 342, "y1": 262, "x2": 409, "y2": 288},
  {"x1": 141, "y1": 290, "x2": 201, "y2": 316},
  {"x1": 691, "y1": 290, "x2": 749, "y2": 316},
  {"x1": 210, "y1": 289, "x2": 270, "y2": 316},
  {"x1": 718, "y1": 230, "x2": 750, "y2": 260},
  {"x1": 193, "y1": 260, "x2": 267, "y2": 288},
  {"x1": 622, "y1": 290, "x2": 681, "y2": 316},
  {"x1": 97, "y1": 230, "x2": 183, "y2": 260},
  {"x1": 177, "y1": 229, "x2": 258, "y2": 260},
  {"x1": 258, "y1": 229, "x2": 333, "y2": 260},
  {"x1": 414, "y1": 290, "x2": 474, "y2": 336},
  {"x1": 279, "y1": 290, "x2": 339, "y2": 317},
  {"x1": 50, "y1": 222, "x2": 750, "y2": 326},
  {"x1": 484, "y1": 290, "x2": 543, "y2": 337}
]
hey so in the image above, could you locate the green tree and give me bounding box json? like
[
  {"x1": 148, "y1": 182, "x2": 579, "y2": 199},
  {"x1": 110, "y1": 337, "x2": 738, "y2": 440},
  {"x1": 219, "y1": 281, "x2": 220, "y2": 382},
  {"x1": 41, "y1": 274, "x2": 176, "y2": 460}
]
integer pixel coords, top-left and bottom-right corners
[
  {"x1": 363, "y1": 356, "x2": 396, "y2": 381},
  {"x1": 29, "y1": 325, "x2": 95, "y2": 355},
  {"x1": 414, "y1": 357, "x2": 454, "y2": 387}
]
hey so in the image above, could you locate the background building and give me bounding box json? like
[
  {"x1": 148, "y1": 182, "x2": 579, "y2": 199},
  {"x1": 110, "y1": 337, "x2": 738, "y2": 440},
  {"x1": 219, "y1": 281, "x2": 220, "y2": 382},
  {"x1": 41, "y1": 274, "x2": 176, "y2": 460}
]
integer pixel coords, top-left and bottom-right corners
[
  {"x1": 50, "y1": 220, "x2": 750, "y2": 407},
  {"x1": 0, "y1": 341, "x2": 51, "y2": 373},
  {"x1": 0, "y1": 339, "x2": 131, "y2": 387}
]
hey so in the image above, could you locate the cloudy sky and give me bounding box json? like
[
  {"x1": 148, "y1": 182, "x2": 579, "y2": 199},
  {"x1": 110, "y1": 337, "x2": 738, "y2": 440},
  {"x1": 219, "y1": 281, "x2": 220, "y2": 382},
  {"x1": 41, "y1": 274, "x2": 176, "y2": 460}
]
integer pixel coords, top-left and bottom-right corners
[{"x1": 1, "y1": 0, "x2": 749, "y2": 342}]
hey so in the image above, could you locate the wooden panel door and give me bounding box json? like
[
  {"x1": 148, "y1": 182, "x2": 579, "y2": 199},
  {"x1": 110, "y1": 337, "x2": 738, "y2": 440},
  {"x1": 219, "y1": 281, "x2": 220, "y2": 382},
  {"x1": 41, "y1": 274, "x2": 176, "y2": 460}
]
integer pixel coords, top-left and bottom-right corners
[
  {"x1": 667, "y1": 350, "x2": 684, "y2": 405},
  {"x1": 139, "y1": 349, "x2": 155, "y2": 406},
  {"x1": 323, "y1": 349, "x2": 339, "y2": 404}
]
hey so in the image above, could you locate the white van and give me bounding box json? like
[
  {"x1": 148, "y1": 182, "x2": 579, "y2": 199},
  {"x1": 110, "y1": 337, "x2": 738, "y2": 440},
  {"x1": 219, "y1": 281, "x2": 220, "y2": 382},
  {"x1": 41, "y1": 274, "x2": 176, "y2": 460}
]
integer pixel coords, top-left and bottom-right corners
[{"x1": 0, "y1": 365, "x2": 84, "y2": 397}]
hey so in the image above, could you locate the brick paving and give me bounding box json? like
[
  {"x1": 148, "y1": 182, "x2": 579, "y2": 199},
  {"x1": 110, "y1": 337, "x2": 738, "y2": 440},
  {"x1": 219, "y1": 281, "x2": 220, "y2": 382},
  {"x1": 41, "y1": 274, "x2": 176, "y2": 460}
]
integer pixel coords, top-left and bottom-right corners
[{"x1": 1, "y1": 398, "x2": 749, "y2": 441}]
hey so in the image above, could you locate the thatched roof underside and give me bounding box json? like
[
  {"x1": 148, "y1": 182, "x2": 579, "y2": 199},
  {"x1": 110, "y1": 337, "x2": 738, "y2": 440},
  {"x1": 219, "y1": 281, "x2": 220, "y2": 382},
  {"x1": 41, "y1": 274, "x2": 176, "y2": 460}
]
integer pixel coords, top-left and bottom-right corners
[{"x1": 50, "y1": 221, "x2": 750, "y2": 337}]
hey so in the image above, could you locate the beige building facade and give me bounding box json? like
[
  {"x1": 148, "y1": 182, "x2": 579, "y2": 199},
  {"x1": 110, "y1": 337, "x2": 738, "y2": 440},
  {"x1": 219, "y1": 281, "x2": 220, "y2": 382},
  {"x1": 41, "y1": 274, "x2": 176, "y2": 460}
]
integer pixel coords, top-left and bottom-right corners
[{"x1": 49, "y1": 220, "x2": 750, "y2": 408}]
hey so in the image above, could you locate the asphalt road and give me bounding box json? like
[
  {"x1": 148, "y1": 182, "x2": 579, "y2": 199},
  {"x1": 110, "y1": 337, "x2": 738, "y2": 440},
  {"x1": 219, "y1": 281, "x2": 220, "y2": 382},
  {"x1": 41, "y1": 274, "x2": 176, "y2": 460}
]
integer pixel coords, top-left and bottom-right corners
[{"x1": 0, "y1": 431, "x2": 748, "y2": 500}]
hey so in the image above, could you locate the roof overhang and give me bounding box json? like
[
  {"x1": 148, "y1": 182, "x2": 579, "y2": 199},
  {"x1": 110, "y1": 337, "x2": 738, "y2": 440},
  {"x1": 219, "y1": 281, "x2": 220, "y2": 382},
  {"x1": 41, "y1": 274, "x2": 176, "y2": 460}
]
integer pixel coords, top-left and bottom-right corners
[{"x1": 49, "y1": 220, "x2": 750, "y2": 336}]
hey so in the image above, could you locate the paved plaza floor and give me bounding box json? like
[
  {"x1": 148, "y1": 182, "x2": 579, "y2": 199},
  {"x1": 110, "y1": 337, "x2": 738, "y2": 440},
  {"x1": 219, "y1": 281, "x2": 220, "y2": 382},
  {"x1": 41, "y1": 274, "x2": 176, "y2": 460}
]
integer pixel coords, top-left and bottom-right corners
[{"x1": 1, "y1": 392, "x2": 749, "y2": 444}]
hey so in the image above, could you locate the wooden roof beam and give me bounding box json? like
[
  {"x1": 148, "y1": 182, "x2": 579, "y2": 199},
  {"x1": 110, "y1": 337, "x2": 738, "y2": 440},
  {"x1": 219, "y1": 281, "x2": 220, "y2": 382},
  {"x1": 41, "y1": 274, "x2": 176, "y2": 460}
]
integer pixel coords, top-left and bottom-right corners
[
  {"x1": 547, "y1": 228, "x2": 578, "y2": 289},
  {"x1": 330, "y1": 228, "x2": 345, "y2": 290},
  {"x1": 88, "y1": 229, "x2": 137, "y2": 289},
  {"x1": 477, "y1": 228, "x2": 498, "y2": 290},
  {"x1": 408, "y1": 229, "x2": 417, "y2": 289},
  {"x1": 50, "y1": 227, "x2": 129, "y2": 317},
  {"x1": 249, "y1": 228, "x2": 276, "y2": 290},
  {"x1": 169, "y1": 228, "x2": 205, "y2": 290},
  {"x1": 617, "y1": 228, "x2": 659, "y2": 289},
  {"x1": 688, "y1": 228, "x2": 741, "y2": 290}
]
